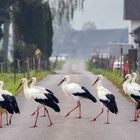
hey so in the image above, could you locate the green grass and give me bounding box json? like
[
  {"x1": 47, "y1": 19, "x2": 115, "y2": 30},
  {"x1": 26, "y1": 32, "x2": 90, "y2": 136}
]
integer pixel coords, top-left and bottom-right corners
[
  {"x1": 0, "y1": 70, "x2": 50, "y2": 95},
  {"x1": 88, "y1": 63, "x2": 125, "y2": 96},
  {"x1": 0, "y1": 60, "x2": 65, "y2": 96}
]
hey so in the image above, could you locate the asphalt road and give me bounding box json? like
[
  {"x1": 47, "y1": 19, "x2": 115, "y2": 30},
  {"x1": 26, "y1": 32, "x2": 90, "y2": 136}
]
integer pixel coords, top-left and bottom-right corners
[{"x1": 0, "y1": 59, "x2": 139, "y2": 140}]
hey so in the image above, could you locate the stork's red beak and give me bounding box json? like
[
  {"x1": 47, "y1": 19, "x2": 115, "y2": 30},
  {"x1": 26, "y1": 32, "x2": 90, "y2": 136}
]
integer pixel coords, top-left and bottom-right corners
[
  {"x1": 92, "y1": 78, "x2": 99, "y2": 86},
  {"x1": 57, "y1": 79, "x2": 65, "y2": 86},
  {"x1": 122, "y1": 76, "x2": 128, "y2": 83},
  {"x1": 16, "y1": 83, "x2": 22, "y2": 91},
  {"x1": 28, "y1": 80, "x2": 32, "y2": 86}
]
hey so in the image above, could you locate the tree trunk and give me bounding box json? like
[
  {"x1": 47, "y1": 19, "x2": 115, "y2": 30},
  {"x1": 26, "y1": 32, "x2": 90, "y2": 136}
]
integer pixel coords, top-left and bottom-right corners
[{"x1": 2, "y1": 19, "x2": 10, "y2": 62}]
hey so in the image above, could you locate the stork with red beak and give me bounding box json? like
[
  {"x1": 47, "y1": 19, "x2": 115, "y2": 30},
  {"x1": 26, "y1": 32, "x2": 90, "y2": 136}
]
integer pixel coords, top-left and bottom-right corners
[
  {"x1": 92, "y1": 75, "x2": 118, "y2": 124},
  {"x1": 17, "y1": 78, "x2": 60, "y2": 127},
  {"x1": 57, "y1": 75, "x2": 97, "y2": 118},
  {"x1": 28, "y1": 77, "x2": 59, "y2": 118},
  {"x1": 123, "y1": 74, "x2": 140, "y2": 121}
]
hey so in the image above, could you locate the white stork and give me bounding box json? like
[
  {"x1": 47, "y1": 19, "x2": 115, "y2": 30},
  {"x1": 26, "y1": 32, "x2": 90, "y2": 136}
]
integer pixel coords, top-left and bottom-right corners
[
  {"x1": 92, "y1": 75, "x2": 118, "y2": 124},
  {"x1": 57, "y1": 75, "x2": 97, "y2": 118},
  {"x1": 131, "y1": 72, "x2": 140, "y2": 117},
  {"x1": 28, "y1": 77, "x2": 59, "y2": 121},
  {"x1": 123, "y1": 74, "x2": 140, "y2": 121},
  {"x1": 17, "y1": 78, "x2": 60, "y2": 127},
  {"x1": 131, "y1": 72, "x2": 140, "y2": 87},
  {"x1": 0, "y1": 81, "x2": 20, "y2": 126}
]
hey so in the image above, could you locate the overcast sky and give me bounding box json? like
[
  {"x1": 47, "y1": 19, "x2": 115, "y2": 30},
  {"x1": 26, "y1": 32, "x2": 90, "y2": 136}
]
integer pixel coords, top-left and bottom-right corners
[{"x1": 71, "y1": 0, "x2": 128, "y2": 30}]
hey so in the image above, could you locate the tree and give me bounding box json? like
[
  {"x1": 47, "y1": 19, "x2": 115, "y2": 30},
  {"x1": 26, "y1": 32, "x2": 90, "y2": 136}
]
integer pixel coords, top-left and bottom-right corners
[
  {"x1": 82, "y1": 21, "x2": 96, "y2": 31},
  {"x1": 13, "y1": 1, "x2": 53, "y2": 69},
  {"x1": 0, "y1": 0, "x2": 16, "y2": 62},
  {"x1": 0, "y1": 0, "x2": 85, "y2": 69}
]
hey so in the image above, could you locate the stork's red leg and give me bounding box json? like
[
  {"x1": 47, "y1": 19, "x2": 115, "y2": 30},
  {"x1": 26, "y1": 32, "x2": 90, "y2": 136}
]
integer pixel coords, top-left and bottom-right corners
[
  {"x1": 77, "y1": 101, "x2": 82, "y2": 118},
  {"x1": 30, "y1": 107, "x2": 41, "y2": 116},
  {"x1": 40, "y1": 107, "x2": 47, "y2": 117},
  {"x1": 5, "y1": 111, "x2": 9, "y2": 125},
  {"x1": 30, "y1": 107, "x2": 39, "y2": 128},
  {"x1": 134, "y1": 103, "x2": 138, "y2": 121},
  {"x1": 91, "y1": 107, "x2": 103, "y2": 121},
  {"x1": 137, "y1": 109, "x2": 140, "y2": 118},
  {"x1": 130, "y1": 102, "x2": 138, "y2": 121},
  {"x1": 9, "y1": 114, "x2": 13, "y2": 125},
  {"x1": 0, "y1": 112, "x2": 2, "y2": 128},
  {"x1": 44, "y1": 107, "x2": 53, "y2": 127},
  {"x1": 105, "y1": 109, "x2": 110, "y2": 124},
  {"x1": 65, "y1": 101, "x2": 80, "y2": 118}
]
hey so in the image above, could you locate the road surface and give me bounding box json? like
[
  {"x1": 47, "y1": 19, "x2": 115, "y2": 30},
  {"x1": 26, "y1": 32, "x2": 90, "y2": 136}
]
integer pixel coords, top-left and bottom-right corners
[{"x1": 0, "y1": 59, "x2": 139, "y2": 140}]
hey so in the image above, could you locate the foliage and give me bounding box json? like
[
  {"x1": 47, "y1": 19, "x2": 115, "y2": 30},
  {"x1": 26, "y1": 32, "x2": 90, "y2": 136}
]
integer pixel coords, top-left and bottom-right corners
[
  {"x1": 13, "y1": 1, "x2": 53, "y2": 60},
  {"x1": 0, "y1": 70, "x2": 50, "y2": 95},
  {"x1": 14, "y1": 44, "x2": 36, "y2": 60},
  {"x1": 49, "y1": 0, "x2": 84, "y2": 22}
]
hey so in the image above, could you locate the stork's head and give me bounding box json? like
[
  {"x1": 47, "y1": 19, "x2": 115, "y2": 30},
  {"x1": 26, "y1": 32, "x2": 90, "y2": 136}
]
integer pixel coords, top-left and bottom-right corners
[
  {"x1": 131, "y1": 72, "x2": 137, "y2": 79},
  {"x1": 57, "y1": 75, "x2": 70, "y2": 86},
  {"x1": 16, "y1": 78, "x2": 27, "y2": 91},
  {"x1": 28, "y1": 77, "x2": 36, "y2": 86},
  {"x1": 31, "y1": 77, "x2": 36, "y2": 82},
  {"x1": 92, "y1": 75, "x2": 103, "y2": 86},
  {"x1": 123, "y1": 74, "x2": 132, "y2": 83},
  {"x1": 20, "y1": 78, "x2": 27, "y2": 84}
]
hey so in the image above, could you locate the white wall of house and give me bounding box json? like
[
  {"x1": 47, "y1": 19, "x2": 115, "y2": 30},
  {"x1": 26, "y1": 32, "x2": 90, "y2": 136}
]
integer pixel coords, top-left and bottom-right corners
[{"x1": 128, "y1": 20, "x2": 140, "y2": 47}]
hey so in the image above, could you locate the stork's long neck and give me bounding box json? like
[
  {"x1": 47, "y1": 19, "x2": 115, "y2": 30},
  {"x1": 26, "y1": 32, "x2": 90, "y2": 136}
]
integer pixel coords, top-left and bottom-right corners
[
  {"x1": 30, "y1": 81, "x2": 36, "y2": 87},
  {"x1": 131, "y1": 77, "x2": 136, "y2": 83},
  {"x1": 62, "y1": 80, "x2": 68, "y2": 86},
  {"x1": 124, "y1": 78, "x2": 131, "y2": 85},
  {"x1": 0, "y1": 85, "x2": 3, "y2": 90},
  {"x1": 23, "y1": 82, "x2": 29, "y2": 90},
  {"x1": 61, "y1": 80, "x2": 69, "y2": 91},
  {"x1": 96, "y1": 79, "x2": 102, "y2": 88}
]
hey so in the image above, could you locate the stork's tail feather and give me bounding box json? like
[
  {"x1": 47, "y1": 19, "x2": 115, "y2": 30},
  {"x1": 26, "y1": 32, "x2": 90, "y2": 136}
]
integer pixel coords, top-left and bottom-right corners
[
  {"x1": 10, "y1": 96, "x2": 20, "y2": 114},
  {"x1": 35, "y1": 98, "x2": 60, "y2": 112},
  {"x1": 45, "y1": 93, "x2": 59, "y2": 103},
  {"x1": 109, "y1": 102, "x2": 118, "y2": 114},
  {"x1": 87, "y1": 93, "x2": 97, "y2": 103},
  {"x1": 100, "y1": 99, "x2": 118, "y2": 114},
  {"x1": 81, "y1": 86, "x2": 97, "y2": 102},
  {"x1": 0, "y1": 95, "x2": 14, "y2": 114},
  {"x1": 48, "y1": 102, "x2": 60, "y2": 112}
]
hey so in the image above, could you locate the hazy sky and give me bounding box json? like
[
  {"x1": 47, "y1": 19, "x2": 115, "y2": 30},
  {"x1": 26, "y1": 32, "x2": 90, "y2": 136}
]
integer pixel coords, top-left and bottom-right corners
[{"x1": 71, "y1": 0, "x2": 128, "y2": 30}]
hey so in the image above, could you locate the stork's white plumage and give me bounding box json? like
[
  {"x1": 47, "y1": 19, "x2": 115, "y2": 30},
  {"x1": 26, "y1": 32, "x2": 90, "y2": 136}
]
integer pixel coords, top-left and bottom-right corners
[
  {"x1": 92, "y1": 75, "x2": 118, "y2": 124},
  {"x1": 0, "y1": 81, "x2": 20, "y2": 126},
  {"x1": 17, "y1": 78, "x2": 60, "y2": 127},
  {"x1": 123, "y1": 74, "x2": 140, "y2": 121},
  {"x1": 131, "y1": 72, "x2": 140, "y2": 117},
  {"x1": 131, "y1": 72, "x2": 140, "y2": 87},
  {"x1": 57, "y1": 75, "x2": 97, "y2": 118},
  {"x1": 28, "y1": 77, "x2": 59, "y2": 124}
]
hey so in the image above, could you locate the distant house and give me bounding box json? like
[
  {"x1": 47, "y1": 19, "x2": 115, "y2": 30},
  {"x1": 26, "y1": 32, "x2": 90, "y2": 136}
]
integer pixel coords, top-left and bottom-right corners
[
  {"x1": 124, "y1": 0, "x2": 140, "y2": 47},
  {"x1": 53, "y1": 29, "x2": 128, "y2": 58}
]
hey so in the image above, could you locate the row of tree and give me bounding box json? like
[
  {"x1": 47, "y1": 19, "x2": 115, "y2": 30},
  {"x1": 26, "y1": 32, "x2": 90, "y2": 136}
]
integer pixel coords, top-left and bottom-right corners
[{"x1": 0, "y1": 0, "x2": 84, "y2": 70}]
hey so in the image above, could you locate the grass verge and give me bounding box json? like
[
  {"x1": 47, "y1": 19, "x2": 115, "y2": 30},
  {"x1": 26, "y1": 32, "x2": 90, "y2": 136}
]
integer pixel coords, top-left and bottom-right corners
[
  {"x1": 1, "y1": 60, "x2": 65, "y2": 96},
  {"x1": 88, "y1": 64, "x2": 126, "y2": 96},
  {"x1": 0, "y1": 70, "x2": 50, "y2": 96}
]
